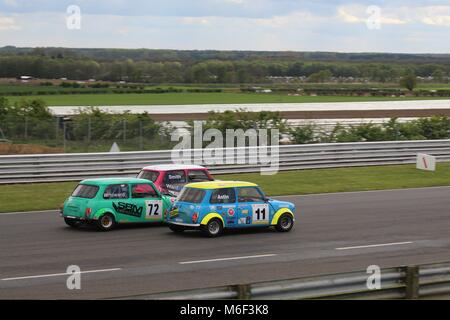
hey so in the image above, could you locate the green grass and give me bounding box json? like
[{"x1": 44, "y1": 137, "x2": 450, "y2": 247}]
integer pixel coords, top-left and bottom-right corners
[
  {"x1": 1, "y1": 163, "x2": 450, "y2": 213},
  {"x1": 5, "y1": 92, "x2": 449, "y2": 106}
]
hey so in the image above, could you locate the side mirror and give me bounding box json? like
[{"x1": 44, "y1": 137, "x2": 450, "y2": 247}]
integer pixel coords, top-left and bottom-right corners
[{"x1": 264, "y1": 197, "x2": 270, "y2": 202}]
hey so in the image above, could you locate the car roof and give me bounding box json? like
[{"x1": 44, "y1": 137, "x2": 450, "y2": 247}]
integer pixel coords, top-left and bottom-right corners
[
  {"x1": 141, "y1": 164, "x2": 207, "y2": 172},
  {"x1": 80, "y1": 177, "x2": 155, "y2": 185},
  {"x1": 184, "y1": 181, "x2": 258, "y2": 190}
]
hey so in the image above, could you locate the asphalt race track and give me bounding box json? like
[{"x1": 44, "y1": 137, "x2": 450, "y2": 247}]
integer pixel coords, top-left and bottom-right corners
[{"x1": 1, "y1": 186, "x2": 450, "y2": 299}]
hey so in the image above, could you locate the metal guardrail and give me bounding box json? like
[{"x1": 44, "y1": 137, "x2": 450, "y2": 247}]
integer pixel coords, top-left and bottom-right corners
[
  {"x1": 124, "y1": 262, "x2": 450, "y2": 300},
  {"x1": 1, "y1": 139, "x2": 450, "y2": 184}
]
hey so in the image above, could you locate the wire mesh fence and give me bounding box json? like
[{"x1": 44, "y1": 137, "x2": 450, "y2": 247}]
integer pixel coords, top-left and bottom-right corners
[{"x1": 0, "y1": 116, "x2": 175, "y2": 153}]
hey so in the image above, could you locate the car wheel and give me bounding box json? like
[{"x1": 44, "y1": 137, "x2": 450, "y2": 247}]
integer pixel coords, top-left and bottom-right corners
[
  {"x1": 96, "y1": 213, "x2": 116, "y2": 231},
  {"x1": 275, "y1": 213, "x2": 294, "y2": 232},
  {"x1": 201, "y1": 218, "x2": 223, "y2": 237},
  {"x1": 64, "y1": 218, "x2": 82, "y2": 228},
  {"x1": 169, "y1": 224, "x2": 186, "y2": 233}
]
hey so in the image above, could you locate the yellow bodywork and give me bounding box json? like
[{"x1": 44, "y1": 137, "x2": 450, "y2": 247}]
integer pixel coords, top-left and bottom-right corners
[
  {"x1": 185, "y1": 181, "x2": 258, "y2": 190},
  {"x1": 200, "y1": 213, "x2": 225, "y2": 226},
  {"x1": 270, "y1": 208, "x2": 294, "y2": 225}
]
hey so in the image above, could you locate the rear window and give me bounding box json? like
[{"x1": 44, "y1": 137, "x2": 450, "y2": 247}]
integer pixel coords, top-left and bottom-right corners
[
  {"x1": 177, "y1": 187, "x2": 205, "y2": 203},
  {"x1": 71, "y1": 184, "x2": 99, "y2": 199},
  {"x1": 137, "y1": 170, "x2": 160, "y2": 182}
]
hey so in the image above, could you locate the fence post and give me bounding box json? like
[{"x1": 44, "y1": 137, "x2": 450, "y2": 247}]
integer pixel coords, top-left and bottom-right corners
[
  {"x1": 404, "y1": 266, "x2": 420, "y2": 299},
  {"x1": 123, "y1": 119, "x2": 127, "y2": 143},
  {"x1": 24, "y1": 116, "x2": 28, "y2": 140},
  {"x1": 63, "y1": 121, "x2": 67, "y2": 153},
  {"x1": 88, "y1": 116, "x2": 91, "y2": 144},
  {"x1": 139, "y1": 120, "x2": 143, "y2": 150},
  {"x1": 232, "y1": 284, "x2": 251, "y2": 300}
]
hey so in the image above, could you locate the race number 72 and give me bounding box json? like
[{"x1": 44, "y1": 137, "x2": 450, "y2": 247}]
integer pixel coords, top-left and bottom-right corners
[{"x1": 145, "y1": 200, "x2": 163, "y2": 218}]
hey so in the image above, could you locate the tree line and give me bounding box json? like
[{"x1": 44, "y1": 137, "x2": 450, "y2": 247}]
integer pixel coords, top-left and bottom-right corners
[{"x1": 0, "y1": 53, "x2": 448, "y2": 84}]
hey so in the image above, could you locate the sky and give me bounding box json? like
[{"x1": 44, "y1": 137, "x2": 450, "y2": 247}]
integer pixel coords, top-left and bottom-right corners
[{"x1": 0, "y1": 0, "x2": 449, "y2": 53}]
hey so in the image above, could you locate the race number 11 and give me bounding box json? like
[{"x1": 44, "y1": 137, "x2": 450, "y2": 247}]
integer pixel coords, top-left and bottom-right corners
[{"x1": 252, "y1": 204, "x2": 269, "y2": 223}]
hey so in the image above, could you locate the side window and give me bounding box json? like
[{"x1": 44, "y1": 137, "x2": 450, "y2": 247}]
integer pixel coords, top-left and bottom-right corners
[
  {"x1": 210, "y1": 188, "x2": 236, "y2": 204},
  {"x1": 188, "y1": 170, "x2": 212, "y2": 182},
  {"x1": 238, "y1": 187, "x2": 265, "y2": 203},
  {"x1": 163, "y1": 170, "x2": 187, "y2": 193},
  {"x1": 103, "y1": 184, "x2": 129, "y2": 200},
  {"x1": 131, "y1": 184, "x2": 158, "y2": 199}
]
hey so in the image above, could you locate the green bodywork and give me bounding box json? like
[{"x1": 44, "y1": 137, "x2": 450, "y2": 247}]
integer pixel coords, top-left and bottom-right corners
[{"x1": 61, "y1": 178, "x2": 173, "y2": 224}]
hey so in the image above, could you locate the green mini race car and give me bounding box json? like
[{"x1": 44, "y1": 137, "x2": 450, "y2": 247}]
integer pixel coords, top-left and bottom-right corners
[{"x1": 61, "y1": 178, "x2": 173, "y2": 231}]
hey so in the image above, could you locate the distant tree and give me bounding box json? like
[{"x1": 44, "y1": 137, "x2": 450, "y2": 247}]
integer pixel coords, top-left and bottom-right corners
[
  {"x1": 307, "y1": 70, "x2": 332, "y2": 83},
  {"x1": 400, "y1": 73, "x2": 418, "y2": 91},
  {"x1": 432, "y1": 69, "x2": 445, "y2": 83}
]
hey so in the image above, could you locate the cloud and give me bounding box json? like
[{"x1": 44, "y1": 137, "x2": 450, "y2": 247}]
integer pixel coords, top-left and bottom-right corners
[
  {"x1": 3, "y1": 0, "x2": 18, "y2": 7},
  {"x1": 0, "y1": 15, "x2": 19, "y2": 30},
  {"x1": 338, "y1": 5, "x2": 409, "y2": 26},
  {"x1": 420, "y1": 6, "x2": 450, "y2": 26},
  {"x1": 338, "y1": 4, "x2": 450, "y2": 27}
]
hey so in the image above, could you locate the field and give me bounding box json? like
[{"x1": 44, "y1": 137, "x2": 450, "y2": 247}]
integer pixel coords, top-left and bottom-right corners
[
  {"x1": 5, "y1": 92, "x2": 449, "y2": 106},
  {"x1": 1, "y1": 163, "x2": 449, "y2": 213}
]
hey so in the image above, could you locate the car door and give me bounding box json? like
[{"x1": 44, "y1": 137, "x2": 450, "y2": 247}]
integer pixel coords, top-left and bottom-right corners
[
  {"x1": 209, "y1": 188, "x2": 237, "y2": 227},
  {"x1": 236, "y1": 187, "x2": 270, "y2": 227},
  {"x1": 130, "y1": 183, "x2": 164, "y2": 222},
  {"x1": 103, "y1": 183, "x2": 141, "y2": 223}
]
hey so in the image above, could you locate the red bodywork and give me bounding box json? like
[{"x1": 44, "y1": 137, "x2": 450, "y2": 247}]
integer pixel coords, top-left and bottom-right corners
[{"x1": 137, "y1": 167, "x2": 214, "y2": 196}]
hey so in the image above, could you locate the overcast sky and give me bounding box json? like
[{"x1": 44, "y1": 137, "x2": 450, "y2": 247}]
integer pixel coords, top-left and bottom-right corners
[{"x1": 0, "y1": 0, "x2": 449, "y2": 53}]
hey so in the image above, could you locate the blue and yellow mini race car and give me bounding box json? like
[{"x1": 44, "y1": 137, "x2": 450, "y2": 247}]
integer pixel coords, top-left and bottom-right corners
[{"x1": 167, "y1": 181, "x2": 295, "y2": 237}]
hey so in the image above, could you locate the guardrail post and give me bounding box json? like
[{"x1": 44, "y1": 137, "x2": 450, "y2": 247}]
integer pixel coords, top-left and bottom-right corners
[
  {"x1": 233, "y1": 284, "x2": 251, "y2": 300},
  {"x1": 404, "y1": 266, "x2": 420, "y2": 299}
]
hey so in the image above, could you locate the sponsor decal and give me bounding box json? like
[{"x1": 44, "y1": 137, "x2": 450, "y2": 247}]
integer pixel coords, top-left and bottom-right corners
[
  {"x1": 238, "y1": 216, "x2": 252, "y2": 225},
  {"x1": 241, "y1": 209, "x2": 249, "y2": 215},
  {"x1": 112, "y1": 202, "x2": 143, "y2": 217},
  {"x1": 217, "y1": 194, "x2": 230, "y2": 200},
  {"x1": 228, "y1": 208, "x2": 235, "y2": 216},
  {"x1": 170, "y1": 208, "x2": 179, "y2": 218}
]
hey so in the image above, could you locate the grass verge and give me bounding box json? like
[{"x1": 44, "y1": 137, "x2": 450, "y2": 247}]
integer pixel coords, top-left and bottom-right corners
[
  {"x1": 1, "y1": 163, "x2": 450, "y2": 213},
  {"x1": 6, "y1": 92, "x2": 448, "y2": 106}
]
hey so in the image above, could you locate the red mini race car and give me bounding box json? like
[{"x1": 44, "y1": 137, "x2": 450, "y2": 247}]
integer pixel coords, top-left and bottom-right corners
[{"x1": 137, "y1": 164, "x2": 214, "y2": 197}]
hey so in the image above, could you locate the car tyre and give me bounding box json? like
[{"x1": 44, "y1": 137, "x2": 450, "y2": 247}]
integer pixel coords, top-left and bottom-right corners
[
  {"x1": 64, "y1": 218, "x2": 82, "y2": 228},
  {"x1": 275, "y1": 213, "x2": 294, "y2": 232},
  {"x1": 169, "y1": 224, "x2": 186, "y2": 233},
  {"x1": 96, "y1": 213, "x2": 116, "y2": 231},
  {"x1": 201, "y1": 218, "x2": 223, "y2": 237}
]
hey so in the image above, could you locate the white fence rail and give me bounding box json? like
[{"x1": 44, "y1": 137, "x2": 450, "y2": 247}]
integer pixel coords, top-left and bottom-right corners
[{"x1": 1, "y1": 140, "x2": 450, "y2": 184}]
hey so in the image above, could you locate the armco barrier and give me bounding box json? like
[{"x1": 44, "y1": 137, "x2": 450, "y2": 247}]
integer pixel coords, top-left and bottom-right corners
[
  {"x1": 120, "y1": 261, "x2": 450, "y2": 300},
  {"x1": 1, "y1": 139, "x2": 450, "y2": 184}
]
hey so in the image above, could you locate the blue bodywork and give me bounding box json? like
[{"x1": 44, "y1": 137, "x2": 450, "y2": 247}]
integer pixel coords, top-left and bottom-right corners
[{"x1": 167, "y1": 186, "x2": 296, "y2": 229}]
